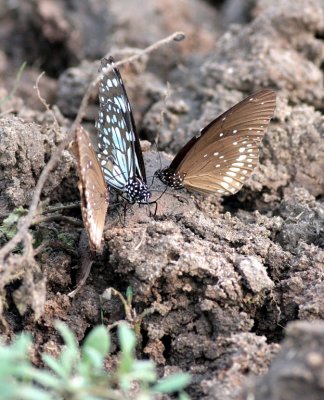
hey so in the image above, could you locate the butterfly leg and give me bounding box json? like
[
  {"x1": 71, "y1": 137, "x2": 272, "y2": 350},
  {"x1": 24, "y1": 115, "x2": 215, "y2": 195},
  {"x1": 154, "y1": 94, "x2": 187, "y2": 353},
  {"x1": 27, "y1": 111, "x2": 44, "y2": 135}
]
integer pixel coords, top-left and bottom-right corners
[
  {"x1": 151, "y1": 201, "x2": 158, "y2": 218},
  {"x1": 149, "y1": 174, "x2": 155, "y2": 188},
  {"x1": 144, "y1": 200, "x2": 157, "y2": 218},
  {"x1": 122, "y1": 202, "x2": 128, "y2": 227},
  {"x1": 114, "y1": 205, "x2": 124, "y2": 226},
  {"x1": 152, "y1": 186, "x2": 168, "y2": 203}
]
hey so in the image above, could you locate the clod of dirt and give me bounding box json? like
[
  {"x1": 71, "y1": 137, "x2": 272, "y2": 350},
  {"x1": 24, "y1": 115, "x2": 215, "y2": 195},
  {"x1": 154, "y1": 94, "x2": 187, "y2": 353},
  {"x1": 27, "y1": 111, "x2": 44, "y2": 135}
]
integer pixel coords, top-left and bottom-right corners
[
  {"x1": 201, "y1": 332, "x2": 280, "y2": 400},
  {"x1": 0, "y1": 115, "x2": 77, "y2": 209},
  {"x1": 248, "y1": 321, "x2": 324, "y2": 400},
  {"x1": 258, "y1": 102, "x2": 324, "y2": 200},
  {"x1": 203, "y1": 0, "x2": 324, "y2": 104},
  {"x1": 57, "y1": 60, "x2": 97, "y2": 118},
  {"x1": 235, "y1": 256, "x2": 274, "y2": 293},
  {"x1": 276, "y1": 187, "x2": 324, "y2": 252},
  {"x1": 0, "y1": 116, "x2": 45, "y2": 208}
]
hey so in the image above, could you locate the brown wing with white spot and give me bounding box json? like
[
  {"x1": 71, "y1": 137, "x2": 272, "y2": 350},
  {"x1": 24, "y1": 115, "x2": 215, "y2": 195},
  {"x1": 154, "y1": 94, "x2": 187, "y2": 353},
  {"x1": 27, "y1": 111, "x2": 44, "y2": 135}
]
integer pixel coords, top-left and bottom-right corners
[
  {"x1": 183, "y1": 136, "x2": 260, "y2": 194},
  {"x1": 177, "y1": 89, "x2": 276, "y2": 195},
  {"x1": 75, "y1": 126, "x2": 109, "y2": 250}
]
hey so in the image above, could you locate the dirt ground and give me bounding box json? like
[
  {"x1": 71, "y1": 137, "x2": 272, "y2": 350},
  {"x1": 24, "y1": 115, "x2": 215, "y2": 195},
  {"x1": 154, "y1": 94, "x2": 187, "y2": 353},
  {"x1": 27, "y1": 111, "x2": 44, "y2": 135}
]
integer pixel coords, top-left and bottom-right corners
[{"x1": 0, "y1": 0, "x2": 323, "y2": 399}]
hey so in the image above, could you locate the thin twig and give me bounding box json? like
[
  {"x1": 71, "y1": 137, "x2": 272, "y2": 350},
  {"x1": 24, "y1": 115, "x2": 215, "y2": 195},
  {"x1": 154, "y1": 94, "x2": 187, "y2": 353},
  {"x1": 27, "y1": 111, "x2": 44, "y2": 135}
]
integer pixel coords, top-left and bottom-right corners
[
  {"x1": 34, "y1": 72, "x2": 60, "y2": 131},
  {"x1": 33, "y1": 239, "x2": 78, "y2": 256},
  {"x1": 0, "y1": 31, "x2": 184, "y2": 265},
  {"x1": 41, "y1": 202, "x2": 80, "y2": 214},
  {"x1": 68, "y1": 258, "x2": 93, "y2": 298},
  {"x1": 34, "y1": 72, "x2": 51, "y2": 112},
  {"x1": 31, "y1": 215, "x2": 83, "y2": 227},
  {"x1": 0, "y1": 202, "x2": 79, "y2": 221},
  {"x1": 72, "y1": 31, "x2": 185, "y2": 132}
]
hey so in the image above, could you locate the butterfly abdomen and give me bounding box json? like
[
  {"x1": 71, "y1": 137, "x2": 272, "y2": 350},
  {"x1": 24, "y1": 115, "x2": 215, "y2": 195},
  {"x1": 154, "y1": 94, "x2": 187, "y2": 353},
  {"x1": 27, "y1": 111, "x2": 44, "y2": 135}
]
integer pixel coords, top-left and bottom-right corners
[
  {"x1": 155, "y1": 168, "x2": 186, "y2": 190},
  {"x1": 125, "y1": 177, "x2": 151, "y2": 203}
]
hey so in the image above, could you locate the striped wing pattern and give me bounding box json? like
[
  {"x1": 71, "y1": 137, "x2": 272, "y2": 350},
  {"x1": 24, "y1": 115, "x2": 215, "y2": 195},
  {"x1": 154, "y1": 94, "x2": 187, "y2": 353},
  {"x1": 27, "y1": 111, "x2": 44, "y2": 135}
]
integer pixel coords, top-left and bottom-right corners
[
  {"x1": 96, "y1": 101, "x2": 136, "y2": 190},
  {"x1": 95, "y1": 57, "x2": 146, "y2": 196},
  {"x1": 75, "y1": 126, "x2": 109, "y2": 250}
]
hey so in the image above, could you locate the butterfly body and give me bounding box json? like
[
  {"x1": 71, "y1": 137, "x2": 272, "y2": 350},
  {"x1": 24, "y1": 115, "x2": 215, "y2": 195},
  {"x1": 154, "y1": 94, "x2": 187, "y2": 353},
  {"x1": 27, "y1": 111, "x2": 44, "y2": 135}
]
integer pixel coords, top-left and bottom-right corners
[
  {"x1": 124, "y1": 176, "x2": 151, "y2": 203},
  {"x1": 155, "y1": 169, "x2": 186, "y2": 190},
  {"x1": 96, "y1": 57, "x2": 151, "y2": 204},
  {"x1": 155, "y1": 89, "x2": 276, "y2": 195}
]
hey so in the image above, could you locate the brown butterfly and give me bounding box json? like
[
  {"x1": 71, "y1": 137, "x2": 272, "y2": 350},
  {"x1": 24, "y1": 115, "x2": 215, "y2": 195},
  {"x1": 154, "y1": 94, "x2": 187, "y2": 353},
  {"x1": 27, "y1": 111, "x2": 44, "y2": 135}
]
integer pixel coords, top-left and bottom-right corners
[
  {"x1": 74, "y1": 125, "x2": 109, "y2": 250},
  {"x1": 155, "y1": 89, "x2": 276, "y2": 195}
]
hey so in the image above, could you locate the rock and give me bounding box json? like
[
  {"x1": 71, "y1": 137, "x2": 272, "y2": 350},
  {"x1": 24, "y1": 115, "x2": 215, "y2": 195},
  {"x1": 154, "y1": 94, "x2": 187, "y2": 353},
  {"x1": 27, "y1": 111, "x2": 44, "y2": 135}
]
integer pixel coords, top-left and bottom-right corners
[{"x1": 235, "y1": 256, "x2": 274, "y2": 293}]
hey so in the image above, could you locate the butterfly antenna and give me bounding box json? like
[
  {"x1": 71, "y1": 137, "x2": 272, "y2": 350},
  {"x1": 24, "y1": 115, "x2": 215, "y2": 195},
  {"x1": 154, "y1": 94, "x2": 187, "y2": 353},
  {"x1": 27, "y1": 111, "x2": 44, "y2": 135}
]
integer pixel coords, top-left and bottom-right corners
[
  {"x1": 122, "y1": 202, "x2": 128, "y2": 226},
  {"x1": 153, "y1": 200, "x2": 158, "y2": 217},
  {"x1": 152, "y1": 81, "x2": 171, "y2": 184},
  {"x1": 151, "y1": 186, "x2": 168, "y2": 202},
  {"x1": 149, "y1": 171, "x2": 156, "y2": 189},
  {"x1": 157, "y1": 143, "x2": 163, "y2": 170},
  {"x1": 144, "y1": 197, "x2": 158, "y2": 217}
]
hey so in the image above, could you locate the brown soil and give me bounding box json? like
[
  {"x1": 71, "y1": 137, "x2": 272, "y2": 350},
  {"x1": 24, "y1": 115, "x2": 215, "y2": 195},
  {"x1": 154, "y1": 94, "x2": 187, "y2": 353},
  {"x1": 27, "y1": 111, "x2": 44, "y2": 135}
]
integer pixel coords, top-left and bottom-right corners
[{"x1": 0, "y1": 0, "x2": 323, "y2": 399}]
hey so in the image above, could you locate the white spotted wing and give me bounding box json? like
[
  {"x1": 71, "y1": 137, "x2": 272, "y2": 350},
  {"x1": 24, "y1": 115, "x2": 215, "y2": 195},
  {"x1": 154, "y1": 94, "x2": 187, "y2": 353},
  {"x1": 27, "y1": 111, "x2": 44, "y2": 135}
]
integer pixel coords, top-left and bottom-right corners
[
  {"x1": 96, "y1": 102, "x2": 136, "y2": 190},
  {"x1": 173, "y1": 90, "x2": 276, "y2": 195},
  {"x1": 75, "y1": 126, "x2": 109, "y2": 250},
  {"x1": 95, "y1": 57, "x2": 146, "y2": 192}
]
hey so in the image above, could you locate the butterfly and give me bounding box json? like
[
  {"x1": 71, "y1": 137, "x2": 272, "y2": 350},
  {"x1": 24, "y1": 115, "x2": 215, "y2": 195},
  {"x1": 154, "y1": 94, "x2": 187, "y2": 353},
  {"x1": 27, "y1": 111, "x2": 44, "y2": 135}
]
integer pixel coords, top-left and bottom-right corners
[
  {"x1": 74, "y1": 125, "x2": 109, "y2": 250},
  {"x1": 155, "y1": 89, "x2": 276, "y2": 195},
  {"x1": 95, "y1": 57, "x2": 151, "y2": 204}
]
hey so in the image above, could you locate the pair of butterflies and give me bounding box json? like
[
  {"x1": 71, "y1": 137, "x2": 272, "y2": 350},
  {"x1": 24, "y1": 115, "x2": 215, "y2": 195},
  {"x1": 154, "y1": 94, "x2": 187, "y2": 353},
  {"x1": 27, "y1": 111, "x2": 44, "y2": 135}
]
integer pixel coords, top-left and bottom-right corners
[{"x1": 75, "y1": 57, "x2": 276, "y2": 250}]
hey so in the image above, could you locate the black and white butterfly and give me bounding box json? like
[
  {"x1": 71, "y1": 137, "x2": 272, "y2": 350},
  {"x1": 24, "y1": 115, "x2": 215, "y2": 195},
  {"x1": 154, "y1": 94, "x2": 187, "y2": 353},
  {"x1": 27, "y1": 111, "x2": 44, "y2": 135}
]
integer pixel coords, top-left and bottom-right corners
[{"x1": 95, "y1": 57, "x2": 151, "y2": 204}]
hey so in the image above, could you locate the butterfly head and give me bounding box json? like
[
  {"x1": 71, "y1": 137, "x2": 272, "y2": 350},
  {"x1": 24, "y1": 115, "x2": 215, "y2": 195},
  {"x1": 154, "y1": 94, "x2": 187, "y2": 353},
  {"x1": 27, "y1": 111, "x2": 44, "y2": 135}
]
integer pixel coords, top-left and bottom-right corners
[
  {"x1": 125, "y1": 177, "x2": 151, "y2": 204},
  {"x1": 155, "y1": 168, "x2": 185, "y2": 190}
]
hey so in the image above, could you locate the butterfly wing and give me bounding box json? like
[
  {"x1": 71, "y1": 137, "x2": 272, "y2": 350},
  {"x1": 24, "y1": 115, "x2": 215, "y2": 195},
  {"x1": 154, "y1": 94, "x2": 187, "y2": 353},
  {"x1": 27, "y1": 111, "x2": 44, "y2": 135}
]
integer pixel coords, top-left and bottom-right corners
[
  {"x1": 182, "y1": 136, "x2": 262, "y2": 194},
  {"x1": 96, "y1": 101, "x2": 136, "y2": 190},
  {"x1": 75, "y1": 126, "x2": 109, "y2": 250},
  {"x1": 96, "y1": 57, "x2": 147, "y2": 184},
  {"x1": 173, "y1": 89, "x2": 276, "y2": 194}
]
